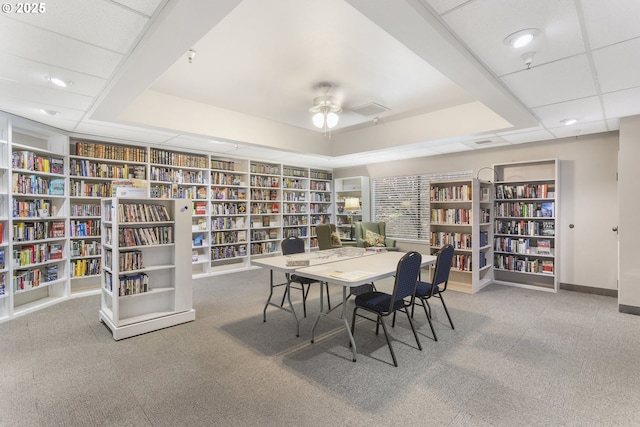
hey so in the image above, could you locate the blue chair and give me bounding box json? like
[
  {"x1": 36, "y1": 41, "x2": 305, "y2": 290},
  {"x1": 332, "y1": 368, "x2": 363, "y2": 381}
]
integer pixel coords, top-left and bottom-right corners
[
  {"x1": 280, "y1": 236, "x2": 330, "y2": 317},
  {"x1": 350, "y1": 251, "x2": 422, "y2": 367},
  {"x1": 412, "y1": 244, "x2": 455, "y2": 341}
]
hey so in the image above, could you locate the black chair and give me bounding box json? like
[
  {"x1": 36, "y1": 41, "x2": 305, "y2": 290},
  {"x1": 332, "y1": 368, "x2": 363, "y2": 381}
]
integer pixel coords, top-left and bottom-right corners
[
  {"x1": 351, "y1": 251, "x2": 422, "y2": 367},
  {"x1": 412, "y1": 244, "x2": 455, "y2": 341},
  {"x1": 280, "y1": 236, "x2": 330, "y2": 317}
]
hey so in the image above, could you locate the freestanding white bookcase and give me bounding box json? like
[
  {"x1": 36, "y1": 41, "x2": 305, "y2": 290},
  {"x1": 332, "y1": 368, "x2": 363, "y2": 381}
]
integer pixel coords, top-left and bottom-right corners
[{"x1": 99, "y1": 197, "x2": 195, "y2": 340}]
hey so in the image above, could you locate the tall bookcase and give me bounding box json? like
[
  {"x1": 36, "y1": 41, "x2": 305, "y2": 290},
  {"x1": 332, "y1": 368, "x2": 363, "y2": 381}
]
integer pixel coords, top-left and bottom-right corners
[
  {"x1": 282, "y1": 165, "x2": 310, "y2": 247},
  {"x1": 249, "y1": 161, "x2": 282, "y2": 256},
  {"x1": 309, "y1": 169, "x2": 333, "y2": 248},
  {"x1": 11, "y1": 132, "x2": 69, "y2": 316},
  {"x1": 69, "y1": 138, "x2": 148, "y2": 295},
  {"x1": 493, "y1": 159, "x2": 559, "y2": 292},
  {"x1": 0, "y1": 118, "x2": 9, "y2": 321},
  {"x1": 209, "y1": 157, "x2": 249, "y2": 274},
  {"x1": 334, "y1": 176, "x2": 370, "y2": 241},
  {"x1": 99, "y1": 197, "x2": 195, "y2": 340},
  {"x1": 429, "y1": 179, "x2": 493, "y2": 294}
]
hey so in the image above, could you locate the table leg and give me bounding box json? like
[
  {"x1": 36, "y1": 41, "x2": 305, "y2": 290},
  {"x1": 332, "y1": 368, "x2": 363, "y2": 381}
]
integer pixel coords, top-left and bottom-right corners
[
  {"x1": 263, "y1": 269, "x2": 300, "y2": 337},
  {"x1": 342, "y1": 287, "x2": 357, "y2": 362},
  {"x1": 310, "y1": 281, "x2": 324, "y2": 343}
]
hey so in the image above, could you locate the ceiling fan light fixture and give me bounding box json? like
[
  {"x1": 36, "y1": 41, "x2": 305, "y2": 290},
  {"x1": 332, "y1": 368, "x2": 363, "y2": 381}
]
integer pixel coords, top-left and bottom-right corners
[
  {"x1": 312, "y1": 112, "x2": 325, "y2": 128},
  {"x1": 326, "y1": 112, "x2": 339, "y2": 128},
  {"x1": 504, "y1": 28, "x2": 540, "y2": 49},
  {"x1": 309, "y1": 82, "x2": 342, "y2": 133}
]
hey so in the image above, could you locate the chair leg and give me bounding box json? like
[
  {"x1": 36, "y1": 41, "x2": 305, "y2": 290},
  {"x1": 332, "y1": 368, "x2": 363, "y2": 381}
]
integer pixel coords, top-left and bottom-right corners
[
  {"x1": 419, "y1": 297, "x2": 438, "y2": 341},
  {"x1": 377, "y1": 315, "x2": 398, "y2": 367},
  {"x1": 301, "y1": 284, "x2": 309, "y2": 318},
  {"x1": 438, "y1": 293, "x2": 454, "y2": 330},
  {"x1": 350, "y1": 307, "x2": 358, "y2": 347},
  {"x1": 404, "y1": 307, "x2": 422, "y2": 351}
]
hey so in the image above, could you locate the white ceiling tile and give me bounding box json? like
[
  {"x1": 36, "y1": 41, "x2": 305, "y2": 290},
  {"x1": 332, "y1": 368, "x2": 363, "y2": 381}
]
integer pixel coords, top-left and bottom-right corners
[
  {"x1": 501, "y1": 54, "x2": 597, "y2": 107},
  {"x1": 602, "y1": 87, "x2": 640, "y2": 120},
  {"x1": 0, "y1": 16, "x2": 123, "y2": 79},
  {"x1": 0, "y1": 53, "x2": 106, "y2": 97},
  {"x1": 0, "y1": 80, "x2": 93, "y2": 111},
  {"x1": 532, "y1": 96, "x2": 604, "y2": 128},
  {"x1": 580, "y1": 0, "x2": 640, "y2": 49},
  {"x1": 548, "y1": 120, "x2": 611, "y2": 139},
  {"x1": 73, "y1": 121, "x2": 177, "y2": 144},
  {"x1": 113, "y1": 0, "x2": 166, "y2": 17},
  {"x1": 424, "y1": 0, "x2": 470, "y2": 15},
  {"x1": 498, "y1": 128, "x2": 556, "y2": 144},
  {"x1": 430, "y1": 142, "x2": 474, "y2": 153},
  {"x1": 442, "y1": 0, "x2": 583, "y2": 76},
  {"x1": 6, "y1": 0, "x2": 150, "y2": 54},
  {"x1": 592, "y1": 38, "x2": 640, "y2": 94}
]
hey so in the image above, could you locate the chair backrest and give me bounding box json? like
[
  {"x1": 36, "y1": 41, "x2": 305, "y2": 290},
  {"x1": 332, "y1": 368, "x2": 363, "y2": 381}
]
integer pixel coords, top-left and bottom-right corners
[
  {"x1": 281, "y1": 236, "x2": 305, "y2": 255},
  {"x1": 316, "y1": 224, "x2": 337, "y2": 250},
  {"x1": 388, "y1": 251, "x2": 422, "y2": 311},
  {"x1": 356, "y1": 221, "x2": 385, "y2": 240},
  {"x1": 431, "y1": 244, "x2": 454, "y2": 294}
]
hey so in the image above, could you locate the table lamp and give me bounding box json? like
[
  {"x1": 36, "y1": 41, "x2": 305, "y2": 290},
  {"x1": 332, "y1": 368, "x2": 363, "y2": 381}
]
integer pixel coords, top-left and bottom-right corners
[{"x1": 344, "y1": 197, "x2": 360, "y2": 240}]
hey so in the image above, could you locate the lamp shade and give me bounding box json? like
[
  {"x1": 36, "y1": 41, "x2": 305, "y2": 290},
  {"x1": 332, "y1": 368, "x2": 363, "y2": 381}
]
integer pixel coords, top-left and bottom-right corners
[
  {"x1": 312, "y1": 112, "x2": 325, "y2": 128},
  {"x1": 326, "y1": 112, "x2": 339, "y2": 128},
  {"x1": 344, "y1": 197, "x2": 360, "y2": 211}
]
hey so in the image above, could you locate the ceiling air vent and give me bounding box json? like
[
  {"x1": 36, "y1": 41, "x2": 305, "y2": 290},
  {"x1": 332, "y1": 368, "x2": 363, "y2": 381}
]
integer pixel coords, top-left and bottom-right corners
[
  {"x1": 351, "y1": 102, "x2": 390, "y2": 117},
  {"x1": 474, "y1": 139, "x2": 494, "y2": 145}
]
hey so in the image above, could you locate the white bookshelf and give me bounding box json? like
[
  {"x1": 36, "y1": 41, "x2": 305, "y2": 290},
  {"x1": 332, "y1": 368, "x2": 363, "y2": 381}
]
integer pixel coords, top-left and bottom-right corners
[
  {"x1": 99, "y1": 197, "x2": 195, "y2": 340},
  {"x1": 493, "y1": 159, "x2": 559, "y2": 292}
]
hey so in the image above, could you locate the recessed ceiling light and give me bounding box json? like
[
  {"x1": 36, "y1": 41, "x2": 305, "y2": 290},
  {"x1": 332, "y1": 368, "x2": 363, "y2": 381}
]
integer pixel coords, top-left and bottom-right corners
[
  {"x1": 45, "y1": 76, "x2": 73, "y2": 88},
  {"x1": 40, "y1": 109, "x2": 60, "y2": 116},
  {"x1": 504, "y1": 28, "x2": 540, "y2": 49},
  {"x1": 561, "y1": 118, "x2": 577, "y2": 126}
]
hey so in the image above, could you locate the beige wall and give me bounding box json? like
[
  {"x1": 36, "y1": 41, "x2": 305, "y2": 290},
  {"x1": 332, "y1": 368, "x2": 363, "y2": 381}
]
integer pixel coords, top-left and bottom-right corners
[
  {"x1": 619, "y1": 116, "x2": 640, "y2": 312},
  {"x1": 335, "y1": 131, "x2": 620, "y2": 291}
]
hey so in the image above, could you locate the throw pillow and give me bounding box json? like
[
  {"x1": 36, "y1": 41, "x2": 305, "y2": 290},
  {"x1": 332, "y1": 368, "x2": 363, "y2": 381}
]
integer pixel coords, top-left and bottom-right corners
[
  {"x1": 365, "y1": 230, "x2": 386, "y2": 247},
  {"x1": 330, "y1": 231, "x2": 342, "y2": 246}
]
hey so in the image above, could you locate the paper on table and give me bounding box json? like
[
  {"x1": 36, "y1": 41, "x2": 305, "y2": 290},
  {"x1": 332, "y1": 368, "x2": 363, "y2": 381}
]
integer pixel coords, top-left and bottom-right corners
[{"x1": 329, "y1": 270, "x2": 374, "y2": 281}]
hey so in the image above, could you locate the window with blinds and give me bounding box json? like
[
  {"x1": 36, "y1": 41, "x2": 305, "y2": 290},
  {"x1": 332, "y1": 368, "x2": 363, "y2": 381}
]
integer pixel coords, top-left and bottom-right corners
[{"x1": 372, "y1": 170, "x2": 473, "y2": 241}]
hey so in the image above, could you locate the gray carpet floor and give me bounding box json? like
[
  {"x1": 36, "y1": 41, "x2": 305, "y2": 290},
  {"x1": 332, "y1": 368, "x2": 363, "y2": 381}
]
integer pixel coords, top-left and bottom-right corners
[{"x1": 1, "y1": 268, "x2": 639, "y2": 427}]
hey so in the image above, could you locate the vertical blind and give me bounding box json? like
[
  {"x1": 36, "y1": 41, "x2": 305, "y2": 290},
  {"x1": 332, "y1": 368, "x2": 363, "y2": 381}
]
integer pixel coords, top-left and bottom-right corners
[{"x1": 372, "y1": 170, "x2": 473, "y2": 241}]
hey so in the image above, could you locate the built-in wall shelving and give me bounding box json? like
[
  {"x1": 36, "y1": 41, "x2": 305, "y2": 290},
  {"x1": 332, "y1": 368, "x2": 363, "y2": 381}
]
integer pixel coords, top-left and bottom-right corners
[{"x1": 0, "y1": 112, "x2": 334, "y2": 322}]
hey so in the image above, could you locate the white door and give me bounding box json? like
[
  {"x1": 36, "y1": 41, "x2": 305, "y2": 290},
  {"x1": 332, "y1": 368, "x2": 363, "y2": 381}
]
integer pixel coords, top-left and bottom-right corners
[{"x1": 560, "y1": 154, "x2": 618, "y2": 290}]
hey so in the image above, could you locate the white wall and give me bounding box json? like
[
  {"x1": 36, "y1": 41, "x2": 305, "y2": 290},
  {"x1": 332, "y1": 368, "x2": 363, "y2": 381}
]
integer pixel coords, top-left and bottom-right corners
[
  {"x1": 335, "y1": 132, "x2": 620, "y2": 291},
  {"x1": 618, "y1": 116, "x2": 640, "y2": 311}
]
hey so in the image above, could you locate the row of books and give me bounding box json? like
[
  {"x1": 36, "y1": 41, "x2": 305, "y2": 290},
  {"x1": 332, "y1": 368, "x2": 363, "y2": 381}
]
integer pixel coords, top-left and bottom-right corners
[
  {"x1": 117, "y1": 273, "x2": 149, "y2": 296},
  {"x1": 250, "y1": 163, "x2": 280, "y2": 175},
  {"x1": 71, "y1": 258, "x2": 101, "y2": 277},
  {"x1": 150, "y1": 184, "x2": 205, "y2": 200},
  {"x1": 309, "y1": 192, "x2": 330, "y2": 202},
  {"x1": 431, "y1": 208, "x2": 472, "y2": 225},
  {"x1": 71, "y1": 203, "x2": 101, "y2": 217},
  {"x1": 75, "y1": 141, "x2": 147, "y2": 162},
  {"x1": 117, "y1": 203, "x2": 170, "y2": 223},
  {"x1": 309, "y1": 180, "x2": 331, "y2": 191},
  {"x1": 210, "y1": 202, "x2": 246, "y2": 216},
  {"x1": 150, "y1": 148, "x2": 207, "y2": 169},
  {"x1": 452, "y1": 254, "x2": 472, "y2": 272},
  {"x1": 70, "y1": 181, "x2": 111, "y2": 198},
  {"x1": 211, "y1": 159, "x2": 237, "y2": 172},
  {"x1": 283, "y1": 227, "x2": 308, "y2": 238},
  {"x1": 250, "y1": 242, "x2": 277, "y2": 255},
  {"x1": 150, "y1": 167, "x2": 206, "y2": 184},
  {"x1": 250, "y1": 175, "x2": 280, "y2": 188},
  {"x1": 70, "y1": 220, "x2": 100, "y2": 237},
  {"x1": 495, "y1": 219, "x2": 555, "y2": 236},
  {"x1": 495, "y1": 254, "x2": 554, "y2": 274},
  {"x1": 13, "y1": 221, "x2": 65, "y2": 242},
  {"x1": 13, "y1": 174, "x2": 64, "y2": 196},
  {"x1": 213, "y1": 187, "x2": 247, "y2": 200},
  {"x1": 212, "y1": 230, "x2": 247, "y2": 245},
  {"x1": 283, "y1": 166, "x2": 309, "y2": 178},
  {"x1": 282, "y1": 215, "x2": 308, "y2": 226},
  {"x1": 282, "y1": 203, "x2": 307, "y2": 214},
  {"x1": 495, "y1": 237, "x2": 553, "y2": 255},
  {"x1": 431, "y1": 232, "x2": 472, "y2": 250},
  {"x1": 71, "y1": 240, "x2": 101, "y2": 257},
  {"x1": 495, "y1": 201, "x2": 554, "y2": 218},
  {"x1": 69, "y1": 159, "x2": 146, "y2": 179},
  {"x1": 211, "y1": 172, "x2": 243, "y2": 186},
  {"x1": 118, "y1": 226, "x2": 174, "y2": 247},
  {"x1": 13, "y1": 243, "x2": 63, "y2": 266},
  {"x1": 12, "y1": 151, "x2": 64, "y2": 174},
  {"x1": 13, "y1": 265, "x2": 58, "y2": 291},
  {"x1": 282, "y1": 178, "x2": 307, "y2": 189},
  {"x1": 211, "y1": 217, "x2": 244, "y2": 231},
  {"x1": 250, "y1": 188, "x2": 278, "y2": 201},
  {"x1": 430, "y1": 184, "x2": 472, "y2": 202},
  {"x1": 211, "y1": 245, "x2": 247, "y2": 261},
  {"x1": 250, "y1": 202, "x2": 279, "y2": 214},
  {"x1": 495, "y1": 183, "x2": 552, "y2": 200},
  {"x1": 13, "y1": 198, "x2": 53, "y2": 218},
  {"x1": 282, "y1": 191, "x2": 306, "y2": 202},
  {"x1": 106, "y1": 249, "x2": 144, "y2": 271}
]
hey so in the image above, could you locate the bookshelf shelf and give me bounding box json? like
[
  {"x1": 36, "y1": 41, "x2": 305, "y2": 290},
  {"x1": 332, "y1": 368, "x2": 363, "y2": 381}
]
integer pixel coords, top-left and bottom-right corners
[{"x1": 493, "y1": 159, "x2": 559, "y2": 292}]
